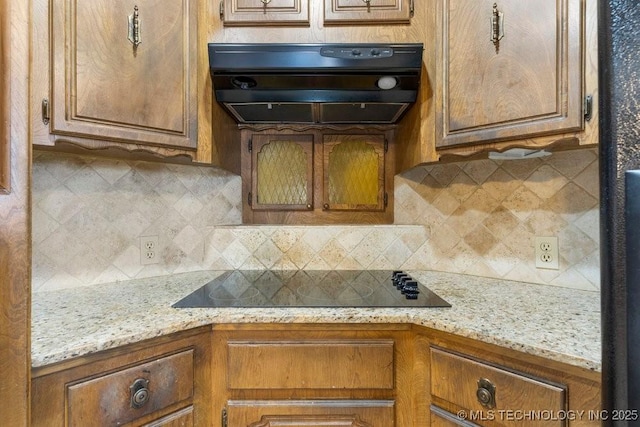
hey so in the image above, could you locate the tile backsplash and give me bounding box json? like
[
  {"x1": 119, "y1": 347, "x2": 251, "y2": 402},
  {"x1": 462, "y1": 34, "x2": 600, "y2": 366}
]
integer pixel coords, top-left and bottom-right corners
[{"x1": 32, "y1": 148, "x2": 599, "y2": 292}]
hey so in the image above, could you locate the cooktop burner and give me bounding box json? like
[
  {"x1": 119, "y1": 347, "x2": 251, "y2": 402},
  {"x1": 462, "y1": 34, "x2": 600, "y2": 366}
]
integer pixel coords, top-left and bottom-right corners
[{"x1": 172, "y1": 270, "x2": 451, "y2": 308}]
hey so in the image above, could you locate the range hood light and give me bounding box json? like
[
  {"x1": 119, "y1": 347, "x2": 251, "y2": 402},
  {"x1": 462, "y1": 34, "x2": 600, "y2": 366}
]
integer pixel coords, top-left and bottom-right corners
[
  {"x1": 377, "y1": 76, "x2": 398, "y2": 90},
  {"x1": 231, "y1": 76, "x2": 257, "y2": 89}
]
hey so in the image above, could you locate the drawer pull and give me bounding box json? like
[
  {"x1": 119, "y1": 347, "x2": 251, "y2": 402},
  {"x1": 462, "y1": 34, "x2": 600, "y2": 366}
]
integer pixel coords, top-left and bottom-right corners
[
  {"x1": 476, "y1": 378, "x2": 496, "y2": 408},
  {"x1": 130, "y1": 378, "x2": 150, "y2": 409}
]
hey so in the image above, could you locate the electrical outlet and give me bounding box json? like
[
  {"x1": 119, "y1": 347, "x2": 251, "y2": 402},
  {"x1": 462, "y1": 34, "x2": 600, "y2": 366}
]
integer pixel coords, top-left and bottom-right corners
[
  {"x1": 140, "y1": 235, "x2": 159, "y2": 265},
  {"x1": 534, "y1": 236, "x2": 559, "y2": 270}
]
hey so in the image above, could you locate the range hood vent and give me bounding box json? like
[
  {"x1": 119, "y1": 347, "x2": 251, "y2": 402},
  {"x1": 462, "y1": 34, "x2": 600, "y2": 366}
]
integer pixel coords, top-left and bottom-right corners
[{"x1": 208, "y1": 43, "x2": 423, "y2": 125}]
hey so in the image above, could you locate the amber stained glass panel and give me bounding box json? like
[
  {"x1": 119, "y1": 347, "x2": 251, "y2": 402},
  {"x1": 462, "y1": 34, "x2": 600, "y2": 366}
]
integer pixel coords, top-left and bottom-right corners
[
  {"x1": 328, "y1": 140, "x2": 378, "y2": 205},
  {"x1": 257, "y1": 140, "x2": 309, "y2": 205}
]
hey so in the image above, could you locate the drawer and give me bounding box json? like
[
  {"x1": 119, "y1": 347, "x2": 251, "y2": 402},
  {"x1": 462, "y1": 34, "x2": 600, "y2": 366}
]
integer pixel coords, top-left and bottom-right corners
[
  {"x1": 227, "y1": 339, "x2": 394, "y2": 389},
  {"x1": 430, "y1": 347, "x2": 566, "y2": 426},
  {"x1": 143, "y1": 406, "x2": 193, "y2": 427},
  {"x1": 67, "y1": 350, "x2": 194, "y2": 426},
  {"x1": 430, "y1": 405, "x2": 479, "y2": 427}
]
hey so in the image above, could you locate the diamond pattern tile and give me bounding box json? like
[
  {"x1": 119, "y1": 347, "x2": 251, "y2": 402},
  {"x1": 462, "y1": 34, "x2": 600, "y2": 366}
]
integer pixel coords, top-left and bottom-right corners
[{"x1": 32, "y1": 147, "x2": 600, "y2": 293}]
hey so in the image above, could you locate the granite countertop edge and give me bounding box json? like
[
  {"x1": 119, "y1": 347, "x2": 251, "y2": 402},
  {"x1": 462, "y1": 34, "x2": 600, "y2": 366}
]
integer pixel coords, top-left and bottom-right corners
[{"x1": 31, "y1": 270, "x2": 602, "y2": 372}]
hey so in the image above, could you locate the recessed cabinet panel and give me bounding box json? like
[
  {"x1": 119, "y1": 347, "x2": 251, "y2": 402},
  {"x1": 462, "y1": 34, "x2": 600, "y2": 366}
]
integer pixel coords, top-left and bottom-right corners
[
  {"x1": 50, "y1": 0, "x2": 197, "y2": 149},
  {"x1": 221, "y1": 0, "x2": 310, "y2": 26},
  {"x1": 227, "y1": 340, "x2": 394, "y2": 390},
  {"x1": 227, "y1": 400, "x2": 395, "y2": 427},
  {"x1": 324, "y1": 0, "x2": 413, "y2": 24},
  {"x1": 436, "y1": 0, "x2": 582, "y2": 148}
]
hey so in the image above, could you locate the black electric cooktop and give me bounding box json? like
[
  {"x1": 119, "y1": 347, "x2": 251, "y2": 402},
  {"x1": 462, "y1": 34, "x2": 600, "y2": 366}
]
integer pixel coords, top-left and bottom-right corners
[{"x1": 172, "y1": 270, "x2": 450, "y2": 308}]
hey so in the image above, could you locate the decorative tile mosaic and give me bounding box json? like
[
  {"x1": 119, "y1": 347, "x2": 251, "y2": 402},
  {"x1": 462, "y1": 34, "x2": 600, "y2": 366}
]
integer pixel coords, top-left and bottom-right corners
[{"x1": 32, "y1": 148, "x2": 599, "y2": 292}]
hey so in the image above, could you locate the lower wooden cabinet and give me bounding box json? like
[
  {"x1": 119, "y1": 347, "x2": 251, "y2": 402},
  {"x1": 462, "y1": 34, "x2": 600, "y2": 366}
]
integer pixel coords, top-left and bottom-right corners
[
  {"x1": 212, "y1": 324, "x2": 417, "y2": 427},
  {"x1": 30, "y1": 323, "x2": 601, "y2": 427},
  {"x1": 430, "y1": 347, "x2": 565, "y2": 427},
  {"x1": 31, "y1": 327, "x2": 211, "y2": 427},
  {"x1": 424, "y1": 332, "x2": 601, "y2": 427}
]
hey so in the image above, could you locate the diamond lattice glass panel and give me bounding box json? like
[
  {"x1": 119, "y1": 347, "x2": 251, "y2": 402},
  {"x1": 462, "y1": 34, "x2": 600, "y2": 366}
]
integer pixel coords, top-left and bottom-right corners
[
  {"x1": 328, "y1": 141, "x2": 378, "y2": 205},
  {"x1": 257, "y1": 140, "x2": 308, "y2": 205}
]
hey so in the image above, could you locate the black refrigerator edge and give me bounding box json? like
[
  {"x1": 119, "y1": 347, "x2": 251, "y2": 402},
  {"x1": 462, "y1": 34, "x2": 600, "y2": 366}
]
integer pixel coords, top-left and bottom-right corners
[{"x1": 599, "y1": 0, "x2": 640, "y2": 423}]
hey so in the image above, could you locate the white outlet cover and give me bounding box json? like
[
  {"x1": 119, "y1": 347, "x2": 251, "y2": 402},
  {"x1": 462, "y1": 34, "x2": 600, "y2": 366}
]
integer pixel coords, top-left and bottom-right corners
[
  {"x1": 534, "y1": 236, "x2": 559, "y2": 270},
  {"x1": 140, "y1": 235, "x2": 159, "y2": 265}
]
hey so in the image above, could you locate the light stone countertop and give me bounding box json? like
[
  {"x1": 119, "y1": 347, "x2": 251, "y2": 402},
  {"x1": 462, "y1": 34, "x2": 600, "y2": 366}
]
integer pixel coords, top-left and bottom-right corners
[{"x1": 31, "y1": 270, "x2": 601, "y2": 371}]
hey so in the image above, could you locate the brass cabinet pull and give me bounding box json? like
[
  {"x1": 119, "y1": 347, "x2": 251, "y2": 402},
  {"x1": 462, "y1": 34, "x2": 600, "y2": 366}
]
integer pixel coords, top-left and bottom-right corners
[
  {"x1": 41, "y1": 99, "x2": 50, "y2": 125},
  {"x1": 490, "y1": 3, "x2": 504, "y2": 53},
  {"x1": 128, "y1": 5, "x2": 141, "y2": 48},
  {"x1": 476, "y1": 377, "x2": 497, "y2": 408},
  {"x1": 129, "y1": 378, "x2": 150, "y2": 409}
]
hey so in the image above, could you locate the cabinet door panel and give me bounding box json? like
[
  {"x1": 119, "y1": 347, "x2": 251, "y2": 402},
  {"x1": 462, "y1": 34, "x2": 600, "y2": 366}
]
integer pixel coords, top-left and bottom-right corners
[
  {"x1": 437, "y1": 0, "x2": 582, "y2": 148},
  {"x1": 51, "y1": 0, "x2": 196, "y2": 148},
  {"x1": 221, "y1": 0, "x2": 309, "y2": 26},
  {"x1": 227, "y1": 339, "x2": 394, "y2": 390},
  {"x1": 324, "y1": 0, "x2": 412, "y2": 24},
  {"x1": 323, "y1": 135, "x2": 386, "y2": 211},
  {"x1": 227, "y1": 400, "x2": 395, "y2": 427}
]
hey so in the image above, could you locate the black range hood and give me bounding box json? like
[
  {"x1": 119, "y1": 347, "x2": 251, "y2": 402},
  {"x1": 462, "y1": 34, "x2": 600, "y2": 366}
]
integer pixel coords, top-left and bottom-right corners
[{"x1": 208, "y1": 43, "x2": 423, "y2": 124}]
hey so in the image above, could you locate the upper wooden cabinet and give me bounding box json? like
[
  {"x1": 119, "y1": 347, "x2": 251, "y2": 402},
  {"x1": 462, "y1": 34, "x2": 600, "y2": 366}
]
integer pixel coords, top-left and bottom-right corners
[
  {"x1": 220, "y1": 0, "x2": 310, "y2": 26},
  {"x1": 32, "y1": 0, "x2": 197, "y2": 155},
  {"x1": 435, "y1": 0, "x2": 584, "y2": 149},
  {"x1": 241, "y1": 127, "x2": 394, "y2": 224},
  {"x1": 324, "y1": 0, "x2": 414, "y2": 25}
]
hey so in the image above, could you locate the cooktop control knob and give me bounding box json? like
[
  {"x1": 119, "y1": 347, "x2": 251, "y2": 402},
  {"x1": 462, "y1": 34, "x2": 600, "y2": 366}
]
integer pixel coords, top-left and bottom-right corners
[
  {"x1": 391, "y1": 271, "x2": 421, "y2": 299},
  {"x1": 351, "y1": 49, "x2": 362, "y2": 56}
]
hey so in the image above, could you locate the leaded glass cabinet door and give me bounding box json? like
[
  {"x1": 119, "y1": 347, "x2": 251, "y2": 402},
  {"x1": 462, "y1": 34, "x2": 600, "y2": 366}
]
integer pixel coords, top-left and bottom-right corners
[
  {"x1": 323, "y1": 134, "x2": 386, "y2": 211},
  {"x1": 251, "y1": 134, "x2": 314, "y2": 210}
]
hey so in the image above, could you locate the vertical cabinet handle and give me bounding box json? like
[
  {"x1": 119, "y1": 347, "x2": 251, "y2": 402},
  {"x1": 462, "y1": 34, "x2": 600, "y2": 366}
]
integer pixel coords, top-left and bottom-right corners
[
  {"x1": 128, "y1": 5, "x2": 141, "y2": 48},
  {"x1": 490, "y1": 3, "x2": 504, "y2": 53}
]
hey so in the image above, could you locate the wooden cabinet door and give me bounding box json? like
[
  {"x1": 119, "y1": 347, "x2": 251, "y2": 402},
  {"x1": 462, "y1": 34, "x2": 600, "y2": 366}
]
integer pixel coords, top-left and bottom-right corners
[
  {"x1": 242, "y1": 129, "x2": 394, "y2": 224},
  {"x1": 0, "y1": 0, "x2": 31, "y2": 425},
  {"x1": 250, "y1": 134, "x2": 314, "y2": 211},
  {"x1": 324, "y1": 0, "x2": 413, "y2": 24},
  {"x1": 221, "y1": 0, "x2": 309, "y2": 26},
  {"x1": 0, "y1": 0, "x2": 9, "y2": 195},
  {"x1": 436, "y1": 0, "x2": 583, "y2": 148},
  {"x1": 227, "y1": 400, "x2": 395, "y2": 427},
  {"x1": 49, "y1": 0, "x2": 197, "y2": 149},
  {"x1": 323, "y1": 134, "x2": 387, "y2": 212}
]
